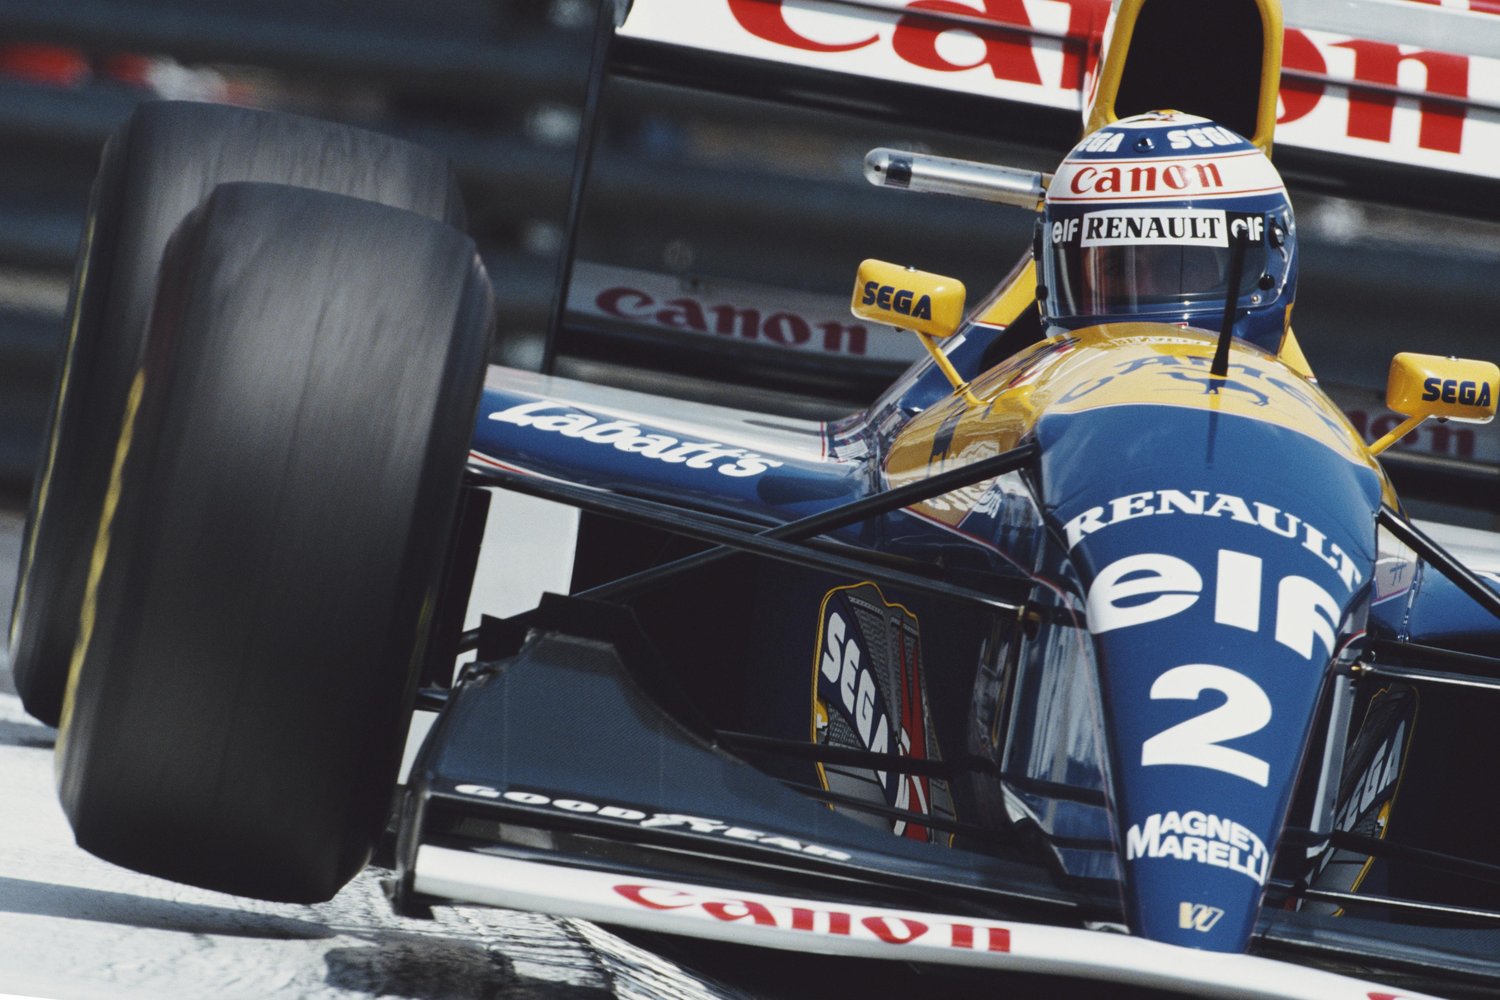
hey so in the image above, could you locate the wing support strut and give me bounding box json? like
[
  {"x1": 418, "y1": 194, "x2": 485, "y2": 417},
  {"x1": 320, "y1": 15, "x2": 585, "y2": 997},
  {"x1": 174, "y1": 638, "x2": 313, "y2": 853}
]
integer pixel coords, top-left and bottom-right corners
[
  {"x1": 465, "y1": 445, "x2": 1039, "y2": 619},
  {"x1": 463, "y1": 440, "x2": 1038, "y2": 625},
  {"x1": 579, "y1": 440, "x2": 1040, "y2": 602},
  {"x1": 1377, "y1": 507, "x2": 1500, "y2": 620}
]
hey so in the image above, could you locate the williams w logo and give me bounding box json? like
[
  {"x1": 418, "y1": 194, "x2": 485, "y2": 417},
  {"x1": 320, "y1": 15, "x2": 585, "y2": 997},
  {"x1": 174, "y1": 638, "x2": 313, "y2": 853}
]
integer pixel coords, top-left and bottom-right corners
[{"x1": 1179, "y1": 902, "x2": 1225, "y2": 932}]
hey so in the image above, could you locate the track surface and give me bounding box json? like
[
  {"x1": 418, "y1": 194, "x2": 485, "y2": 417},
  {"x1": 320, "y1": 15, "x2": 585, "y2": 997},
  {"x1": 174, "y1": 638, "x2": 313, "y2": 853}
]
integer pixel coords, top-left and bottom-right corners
[{"x1": 0, "y1": 504, "x2": 744, "y2": 1000}]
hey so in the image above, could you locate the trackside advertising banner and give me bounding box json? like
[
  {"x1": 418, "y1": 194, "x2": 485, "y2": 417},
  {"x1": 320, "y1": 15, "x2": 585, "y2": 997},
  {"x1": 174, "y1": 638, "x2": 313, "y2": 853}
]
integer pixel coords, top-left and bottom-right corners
[
  {"x1": 1322, "y1": 380, "x2": 1500, "y2": 466},
  {"x1": 619, "y1": 0, "x2": 1500, "y2": 181},
  {"x1": 567, "y1": 262, "x2": 922, "y2": 364}
]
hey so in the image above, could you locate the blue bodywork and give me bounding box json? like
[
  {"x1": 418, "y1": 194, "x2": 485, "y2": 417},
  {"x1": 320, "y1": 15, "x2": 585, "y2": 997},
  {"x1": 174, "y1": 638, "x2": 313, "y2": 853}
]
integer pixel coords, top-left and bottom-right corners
[
  {"x1": 1038, "y1": 403, "x2": 1379, "y2": 949},
  {"x1": 470, "y1": 319, "x2": 1496, "y2": 956}
]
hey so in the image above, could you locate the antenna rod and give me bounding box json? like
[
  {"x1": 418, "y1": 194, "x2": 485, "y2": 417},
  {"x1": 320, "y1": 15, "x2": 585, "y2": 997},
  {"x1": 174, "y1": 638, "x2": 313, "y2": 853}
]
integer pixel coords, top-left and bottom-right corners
[{"x1": 1211, "y1": 229, "x2": 1250, "y2": 378}]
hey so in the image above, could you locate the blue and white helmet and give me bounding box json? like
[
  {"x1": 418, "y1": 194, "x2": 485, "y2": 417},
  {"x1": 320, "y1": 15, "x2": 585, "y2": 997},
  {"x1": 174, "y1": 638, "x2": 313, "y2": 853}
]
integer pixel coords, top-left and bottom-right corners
[{"x1": 1039, "y1": 112, "x2": 1297, "y2": 353}]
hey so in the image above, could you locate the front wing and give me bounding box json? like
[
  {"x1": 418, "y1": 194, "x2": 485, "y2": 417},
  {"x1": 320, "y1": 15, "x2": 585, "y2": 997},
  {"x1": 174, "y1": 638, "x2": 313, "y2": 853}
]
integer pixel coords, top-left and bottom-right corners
[{"x1": 393, "y1": 598, "x2": 1499, "y2": 1000}]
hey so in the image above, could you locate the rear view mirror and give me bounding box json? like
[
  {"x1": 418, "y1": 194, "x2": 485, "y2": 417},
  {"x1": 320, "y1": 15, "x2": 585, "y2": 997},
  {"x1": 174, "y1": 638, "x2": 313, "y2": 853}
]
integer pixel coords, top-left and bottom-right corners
[
  {"x1": 850, "y1": 259, "x2": 966, "y2": 339},
  {"x1": 1387, "y1": 353, "x2": 1497, "y2": 422},
  {"x1": 851, "y1": 259, "x2": 975, "y2": 404},
  {"x1": 1369, "y1": 352, "x2": 1498, "y2": 454}
]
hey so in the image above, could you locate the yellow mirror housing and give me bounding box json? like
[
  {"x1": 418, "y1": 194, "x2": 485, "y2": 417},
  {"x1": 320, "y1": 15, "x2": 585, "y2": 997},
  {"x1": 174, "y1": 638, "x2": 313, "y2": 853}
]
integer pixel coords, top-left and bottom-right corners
[
  {"x1": 851, "y1": 259, "x2": 966, "y2": 339},
  {"x1": 1387, "y1": 353, "x2": 1498, "y2": 424},
  {"x1": 1369, "y1": 352, "x2": 1497, "y2": 455}
]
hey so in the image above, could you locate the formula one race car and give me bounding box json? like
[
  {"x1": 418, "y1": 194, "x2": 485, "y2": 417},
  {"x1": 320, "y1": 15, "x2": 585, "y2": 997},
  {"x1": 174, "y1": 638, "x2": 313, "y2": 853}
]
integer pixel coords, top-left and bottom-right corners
[{"x1": 9, "y1": 0, "x2": 1500, "y2": 997}]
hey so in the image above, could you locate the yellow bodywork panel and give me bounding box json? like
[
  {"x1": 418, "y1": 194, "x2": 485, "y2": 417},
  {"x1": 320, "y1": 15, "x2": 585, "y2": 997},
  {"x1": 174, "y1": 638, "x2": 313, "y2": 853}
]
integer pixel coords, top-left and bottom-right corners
[
  {"x1": 976, "y1": 256, "x2": 1038, "y2": 328},
  {"x1": 1276, "y1": 325, "x2": 1313, "y2": 379},
  {"x1": 885, "y1": 324, "x2": 1388, "y2": 523}
]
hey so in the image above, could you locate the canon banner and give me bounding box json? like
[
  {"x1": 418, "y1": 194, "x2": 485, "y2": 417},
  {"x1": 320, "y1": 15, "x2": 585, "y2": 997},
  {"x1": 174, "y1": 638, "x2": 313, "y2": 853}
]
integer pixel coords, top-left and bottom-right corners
[
  {"x1": 568, "y1": 262, "x2": 922, "y2": 363},
  {"x1": 620, "y1": 0, "x2": 1500, "y2": 180}
]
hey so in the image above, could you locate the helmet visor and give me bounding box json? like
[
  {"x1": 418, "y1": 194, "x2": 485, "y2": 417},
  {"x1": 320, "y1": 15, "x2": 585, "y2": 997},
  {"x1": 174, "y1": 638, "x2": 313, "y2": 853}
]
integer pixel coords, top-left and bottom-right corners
[{"x1": 1046, "y1": 209, "x2": 1287, "y2": 321}]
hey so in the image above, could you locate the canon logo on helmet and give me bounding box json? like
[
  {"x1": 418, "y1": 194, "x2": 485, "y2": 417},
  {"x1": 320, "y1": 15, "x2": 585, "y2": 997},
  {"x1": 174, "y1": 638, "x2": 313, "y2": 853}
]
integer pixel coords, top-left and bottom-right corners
[
  {"x1": 1048, "y1": 141, "x2": 1286, "y2": 205},
  {"x1": 1066, "y1": 161, "x2": 1225, "y2": 197}
]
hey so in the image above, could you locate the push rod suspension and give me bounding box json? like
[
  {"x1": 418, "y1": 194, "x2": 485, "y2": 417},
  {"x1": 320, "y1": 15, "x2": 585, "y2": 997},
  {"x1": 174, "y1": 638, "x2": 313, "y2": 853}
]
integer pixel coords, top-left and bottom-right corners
[{"x1": 581, "y1": 441, "x2": 1040, "y2": 602}]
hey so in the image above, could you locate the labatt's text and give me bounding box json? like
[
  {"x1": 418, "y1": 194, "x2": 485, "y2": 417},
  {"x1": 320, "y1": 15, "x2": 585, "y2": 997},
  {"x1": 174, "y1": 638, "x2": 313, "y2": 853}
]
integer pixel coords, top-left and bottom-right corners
[{"x1": 489, "y1": 400, "x2": 785, "y2": 477}]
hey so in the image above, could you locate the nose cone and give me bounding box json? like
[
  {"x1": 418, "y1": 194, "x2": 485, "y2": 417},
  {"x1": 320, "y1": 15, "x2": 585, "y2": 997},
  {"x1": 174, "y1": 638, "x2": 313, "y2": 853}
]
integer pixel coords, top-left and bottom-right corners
[{"x1": 1037, "y1": 401, "x2": 1380, "y2": 950}]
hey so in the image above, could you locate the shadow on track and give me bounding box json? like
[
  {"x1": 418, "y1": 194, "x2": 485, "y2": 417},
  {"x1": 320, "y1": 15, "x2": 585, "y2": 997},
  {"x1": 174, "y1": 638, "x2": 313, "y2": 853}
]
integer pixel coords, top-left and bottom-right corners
[
  {"x1": 0, "y1": 874, "x2": 334, "y2": 939},
  {"x1": 324, "y1": 937, "x2": 610, "y2": 1000}
]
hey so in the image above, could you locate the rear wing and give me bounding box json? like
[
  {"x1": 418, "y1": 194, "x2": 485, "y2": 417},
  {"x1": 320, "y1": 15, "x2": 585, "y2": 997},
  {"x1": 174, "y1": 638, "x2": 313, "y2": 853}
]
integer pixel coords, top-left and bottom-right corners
[{"x1": 613, "y1": 0, "x2": 1500, "y2": 207}]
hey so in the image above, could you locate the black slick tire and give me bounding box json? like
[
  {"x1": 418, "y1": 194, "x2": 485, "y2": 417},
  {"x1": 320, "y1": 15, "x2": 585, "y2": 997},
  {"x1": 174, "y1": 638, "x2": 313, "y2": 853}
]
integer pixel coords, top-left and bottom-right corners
[
  {"x1": 56, "y1": 182, "x2": 492, "y2": 903},
  {"x1": 10, "y1": 100, "x2": 465, "y2": 726}
]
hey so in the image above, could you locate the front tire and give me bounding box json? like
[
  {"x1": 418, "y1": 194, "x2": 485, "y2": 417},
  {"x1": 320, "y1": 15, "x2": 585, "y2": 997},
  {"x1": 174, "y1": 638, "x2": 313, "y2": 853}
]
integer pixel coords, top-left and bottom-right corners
[
  {"x1": 57, "y1": 182, "x2": 492, "y2": 903},
  {"x1": 10, "y1": 100, "x2": 465, "y2": 726}
]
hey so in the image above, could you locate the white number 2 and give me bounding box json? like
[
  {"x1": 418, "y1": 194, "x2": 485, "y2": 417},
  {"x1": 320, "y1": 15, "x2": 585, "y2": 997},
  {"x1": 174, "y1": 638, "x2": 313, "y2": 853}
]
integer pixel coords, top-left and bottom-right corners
[{"x1": 1141, "y1": 664, "x2": 1271, "y2": 787}]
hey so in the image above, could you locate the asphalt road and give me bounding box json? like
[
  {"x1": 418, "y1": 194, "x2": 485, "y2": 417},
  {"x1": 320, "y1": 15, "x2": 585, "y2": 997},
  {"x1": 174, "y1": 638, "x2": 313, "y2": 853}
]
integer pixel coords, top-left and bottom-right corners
[{"x1": 0, "y1": 502, "x2": 744, "y2": 1000}]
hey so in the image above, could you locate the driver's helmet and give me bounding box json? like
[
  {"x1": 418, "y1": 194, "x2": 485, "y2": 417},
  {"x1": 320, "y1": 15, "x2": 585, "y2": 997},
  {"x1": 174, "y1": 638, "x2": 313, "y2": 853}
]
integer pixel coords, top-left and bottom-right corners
[{"x1": 1039, "y1": 112, "x2": 1297, "y2": 354}]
